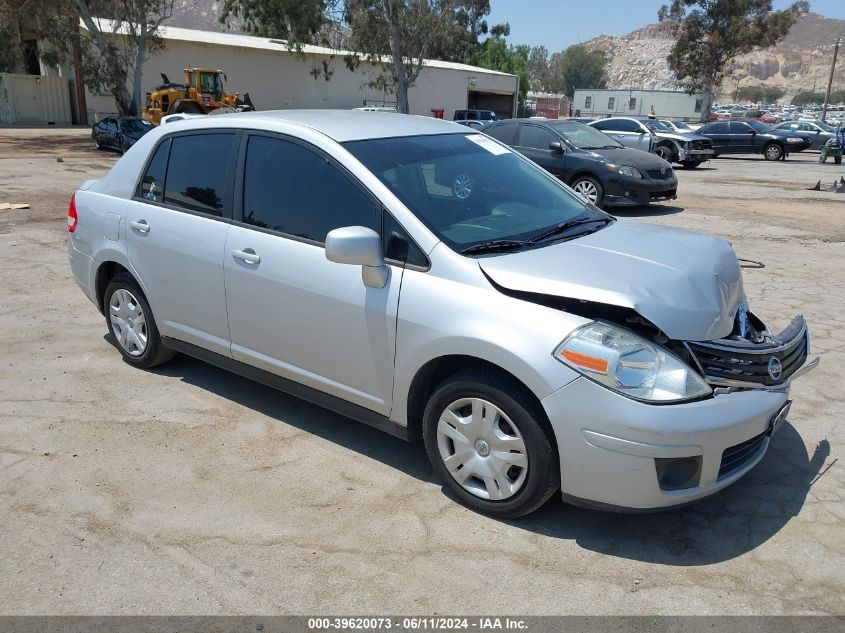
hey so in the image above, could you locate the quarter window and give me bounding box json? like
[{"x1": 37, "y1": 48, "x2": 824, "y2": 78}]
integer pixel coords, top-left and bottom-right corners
[
  {"x1": 163, "y1": 133, "x2": 236, "y2": 216},
  {"x1": 517, "y1": 125, "x2": 556, "y2": 151},
  {"x1": 242, "y1": 135, "x2": 378, "y2": 243},
  {"x1": 139, "y1": 138, "x2": 171, "y2": 202}
]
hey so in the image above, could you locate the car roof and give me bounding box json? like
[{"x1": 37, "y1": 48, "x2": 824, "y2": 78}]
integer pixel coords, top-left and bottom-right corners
[{"x1": 172, "y1": 109, "x2": 468, "y2": 142}]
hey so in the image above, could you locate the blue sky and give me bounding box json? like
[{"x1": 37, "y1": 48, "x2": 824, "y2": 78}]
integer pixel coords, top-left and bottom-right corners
[{"x1": 487, "y1": 0, "x2": 845, "y2": 51}]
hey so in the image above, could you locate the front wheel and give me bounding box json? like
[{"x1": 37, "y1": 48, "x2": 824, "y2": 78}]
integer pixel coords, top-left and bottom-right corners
[
  {"x1": 681, "y1": 160, "x2": 702, "y2": 169},
  {"x1": 93, "y1": 135, "x2": 102, "y2": 150},
  {"x1": 570, "y1": 175, "x2": 604, "y2": 208},
  {"x1": 764, "y1": 143, "x2": 784, "y2": 161},
  {"x1": 653, "y1": 144, "x2": 674, "y2": 162},
  {"x1": 423, "y1": 369, "x2": 560, "y2": 518},
  {"x1": 836, "y1": 156, "x2": 842, "y2": 165}
]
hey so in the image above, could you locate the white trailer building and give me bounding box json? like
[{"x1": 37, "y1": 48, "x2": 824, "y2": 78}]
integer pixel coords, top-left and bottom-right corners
[
  {"x1": 573, "y1": 89, "x2": 706, "y2": 121},
  {"x1": 82, "y1": 23, "x2": 519, "y2": 123}
]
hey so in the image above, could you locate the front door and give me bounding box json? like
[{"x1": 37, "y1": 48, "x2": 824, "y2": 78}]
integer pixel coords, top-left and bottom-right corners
[
  {"x1": 125, "y1": 131, "x2": 238, "y2": 356},
  {"x1": 223, "y1": 133, "x2": 401, "y2": 414},
  {"x1": 513, "y1": 124, "x2": 566, "y2": 178},
  {"x1": 729, "y1": 122, "x2": 756, "y2": 153}
]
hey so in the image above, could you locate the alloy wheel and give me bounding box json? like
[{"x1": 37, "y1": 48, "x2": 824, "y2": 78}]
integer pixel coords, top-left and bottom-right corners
[
  {"x1": 436, "y1": 397, "x2": 528, "y2": 501},
  {"x1": 109, "y1": 288, "x2": 148, "y2": 356},
  {"x1": 572, "y1": 180, "x2": 599, "y2": 204}
]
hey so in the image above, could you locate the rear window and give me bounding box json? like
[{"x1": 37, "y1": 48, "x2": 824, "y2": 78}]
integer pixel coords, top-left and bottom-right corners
[{"x1": 163, "y1": 133, "x2": 236, "y2": 216}]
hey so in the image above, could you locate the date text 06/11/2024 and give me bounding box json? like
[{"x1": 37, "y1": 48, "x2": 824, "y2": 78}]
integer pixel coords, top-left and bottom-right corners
[{"x1": 307, "y1": 617, "x2": 529, "y2": 630}]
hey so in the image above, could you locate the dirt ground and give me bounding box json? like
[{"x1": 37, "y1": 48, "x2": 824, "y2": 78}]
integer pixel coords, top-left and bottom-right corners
[{"x1": 0, "y1": 127, "x2": 843, "y2": 615}]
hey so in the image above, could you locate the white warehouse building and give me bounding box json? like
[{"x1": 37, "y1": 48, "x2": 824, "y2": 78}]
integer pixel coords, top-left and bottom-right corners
[
  {"x1": 573, "y1": 88, "x2": 706, "y2": 121},
  {"x1": 82, "y1": 23, "x2": 519, "y2": 123}
]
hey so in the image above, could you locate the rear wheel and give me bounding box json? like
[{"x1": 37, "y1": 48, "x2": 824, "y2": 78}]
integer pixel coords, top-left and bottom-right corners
[
  {"x1": 570, "y1": 175, "x2": 604, "y2": 208},
  {"x1": 103, "y1": 272, "x2": 174, "y2": 369},
  {"x1": 423, "y1": 369, "x2": 560, "y2": 518},
  {"x1": 763, "y1": 143, "x2": 784, "y2": 161}
]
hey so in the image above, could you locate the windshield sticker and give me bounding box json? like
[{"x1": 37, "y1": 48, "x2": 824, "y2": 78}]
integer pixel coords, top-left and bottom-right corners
[{"x1": 466, "y1": 134, "x2": 510, "y2": 155}]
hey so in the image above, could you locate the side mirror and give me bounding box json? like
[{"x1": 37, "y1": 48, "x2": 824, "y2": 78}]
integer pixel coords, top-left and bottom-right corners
[
  {"x1": 325, "y1": 226, "x2": 388, "y2": 288},
  {"x1": 549, "y1": 141, "x2": 564, "y2": 154}
]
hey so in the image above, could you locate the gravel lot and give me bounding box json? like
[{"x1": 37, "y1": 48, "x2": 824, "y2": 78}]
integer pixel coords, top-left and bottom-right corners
[{"x1": 1, "y1": 126, "x2": 843, "y2": 615}]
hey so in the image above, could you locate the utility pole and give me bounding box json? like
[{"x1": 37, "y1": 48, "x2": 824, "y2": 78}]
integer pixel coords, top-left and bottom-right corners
[{"x1": 822, "y1": 37, "x2": 842, "y2": 123}]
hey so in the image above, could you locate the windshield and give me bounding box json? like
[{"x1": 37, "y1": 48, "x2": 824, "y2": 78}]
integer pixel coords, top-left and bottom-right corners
[
  {"x1": 200, "y1": 72, "x2": 224, "y2": 99},
  {"x1": 550, "y1": 122, "x2": 623, "y2": 149},
  {"x1": 478, "y1": 111, "x2": 497, "y2": 120},
  {"x1": 745, "y1": 119, "x2": 773, "y2": 132},
  {"x1": 664, "y1": 120, "x2": 690, "y2": 130},
  {"x1": 119, "y1": 118, "x2": 149, "y2": 133},
  {"x1": 818, "y1": 121, "x2": 836, "y2": 132},
  {"x1": 344, "y1": 134, "x2": 603, "y2": 252},
  {"x1": 643, "y1": 119, "x2": 673, "y2": 133}
]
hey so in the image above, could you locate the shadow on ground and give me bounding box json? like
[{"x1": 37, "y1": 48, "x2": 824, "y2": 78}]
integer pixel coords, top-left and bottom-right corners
[
  {"x1": 611, "y1": 204, "x2": 685, "y2": 218},
  {"x1": 150, "y1": 351, "x2": 829, "y2": 568}
]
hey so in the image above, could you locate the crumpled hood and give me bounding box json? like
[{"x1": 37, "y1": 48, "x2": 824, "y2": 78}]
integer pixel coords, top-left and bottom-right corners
[{"x1": 479, "y1": 220, "x2": 745, "y2": 342}]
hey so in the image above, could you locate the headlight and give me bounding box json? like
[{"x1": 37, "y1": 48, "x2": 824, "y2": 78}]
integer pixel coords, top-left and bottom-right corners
[
  {"x1": 554, "y1": 322, "x2": 711, "y2": 402},
  {"x1": 787, "y1": 137, "x2": 804, "y2": 143},
  {"x1": 607, "y1": 164, "x2": 643, "y2": 179}
]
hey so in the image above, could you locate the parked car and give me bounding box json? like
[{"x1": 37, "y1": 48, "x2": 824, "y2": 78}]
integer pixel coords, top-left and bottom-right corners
[
  {"x1": 659, "y1": 119, "x2": 694, "y2": 134},
  {"x1": 67, "y1": 111, "x2": 816, "y2": 517},
  {"x1": 455, "y1": 120, "x2": 486, "y2": 130},
  {"x1": 92, "y1": 117, "x2": 153, "y2": 153},
  {"x1": 589, "y1": 116, "x2": 714, "y2": 168},
  {"x1": 160, "y1": 112, "x2": 206, "y2": 125},
  {"x1": 774, "y1": 120, "x2": 837, "y2": 150},
  {"x1": 483, "y1": 118, "x2": 677, "y2": 208},
  {"x1": 454, "y1": 109, "x2": 497, "y2": 123},
  {"x1": 696, "y1": 119, "x2": 811, "y2": 160}
]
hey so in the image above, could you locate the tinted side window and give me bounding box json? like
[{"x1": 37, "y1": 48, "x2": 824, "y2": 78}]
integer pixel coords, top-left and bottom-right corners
[
  {"x1": 591, "y1": 120, "x2": 612, "y2": 131},
  {"x1": 485, "y1": 123, "x2": 517, "y2": 144},
  {"x1": 384, "y1": 212, "x2": 427, "y2": 267},
  {"x1": 616, "y1": 119, "x2": 641, "y2": 133},
  {"x1": 163, "y1": 133, "x2": 235, "y2": 216},
  {"x1": 242, "y1": 135, "x2": 378, "y2": 243},
  {"x1": 138, "y1": 138, "x2": 171, "y2": 202},
  {"x1": 705, "y1": 122, "x2": 729, "y2": 134},
  {"x1": 730, "y1": 122, "x2": 753, "y2": 134},
  {"x1": 516, "y1": 125, "x2": 556, "y2": 150}
]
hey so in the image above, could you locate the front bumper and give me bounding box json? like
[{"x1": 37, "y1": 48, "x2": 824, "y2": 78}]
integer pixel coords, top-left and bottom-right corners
[
  {"x1": 603, "y1": 174, "x2": 678, "y2": 207},
  {"x1": 542, "y1": 378, "x2": 794, "y2": 511}
]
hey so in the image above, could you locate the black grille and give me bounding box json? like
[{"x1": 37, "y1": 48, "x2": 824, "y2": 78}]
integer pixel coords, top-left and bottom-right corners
[
  {"x1": 646, "y1": 168, "x2": 674, "y2": 180},
  {"x1": 719, "y1": 432, "x2": 767, "y2": 478},
  {"x1": 687, "y1": 316, "x2": 808, "y2": 387},
  {"x1": 690, "y1": 139, "x2": 712, "y2": 150},
  {"x1": 649, "y1": 188, "x2": 676, "y2": 200}
]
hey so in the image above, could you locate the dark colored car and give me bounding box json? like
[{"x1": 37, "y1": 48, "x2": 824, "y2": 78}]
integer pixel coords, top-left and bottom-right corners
[
  {"x1": 483, "y1": 118, "x2": 677, "y2": 209},
  {"x1": 696, "y1": 120, "x2": 811, "y2": 161},
  {"x1": 775, "y1": 120, "x2": 837, "y2": 150},
  {"x1": 92, "y1": 117, "x2": 153, "y2": 154},
  {"x1": 454, "y1": 109, "x2": 497, "y2": 122}
]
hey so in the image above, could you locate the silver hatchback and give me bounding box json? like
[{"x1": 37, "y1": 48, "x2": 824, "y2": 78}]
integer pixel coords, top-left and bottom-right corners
[{"x1": 68, "y1": 110, "x2": 816, "y2": 516}]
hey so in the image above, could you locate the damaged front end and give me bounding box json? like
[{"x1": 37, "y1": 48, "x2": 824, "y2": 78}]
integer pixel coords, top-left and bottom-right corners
[{"x1": 684, "y1": 311, "x2": 819, "y2": 393}]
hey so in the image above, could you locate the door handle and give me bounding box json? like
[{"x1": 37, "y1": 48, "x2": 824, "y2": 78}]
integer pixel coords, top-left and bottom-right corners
[
  {"x1": 130, "y1": 219, "x2": 150, "y2": 233},
  {"x1": 232, "y1": 248, "x2": 260, "y2": 265}
]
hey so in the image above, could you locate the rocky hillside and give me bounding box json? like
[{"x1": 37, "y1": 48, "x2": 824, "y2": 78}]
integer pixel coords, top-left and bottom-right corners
[{"x1": 583, "y1": 12, "x2": 845, "y2": 101}]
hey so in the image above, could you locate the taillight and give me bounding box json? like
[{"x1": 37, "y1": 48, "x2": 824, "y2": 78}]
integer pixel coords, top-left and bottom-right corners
[{"x1": 67, "y1": 192, "x2": 78, "y2": 233}]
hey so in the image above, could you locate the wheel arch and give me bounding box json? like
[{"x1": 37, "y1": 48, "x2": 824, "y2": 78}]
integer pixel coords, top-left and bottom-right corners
[{"x1": 404, "y1": 353, "x2": 562, "y2": 445}]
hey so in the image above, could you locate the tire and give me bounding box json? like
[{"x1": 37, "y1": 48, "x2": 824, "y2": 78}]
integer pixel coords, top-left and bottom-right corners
[
  {"x1": 422, "y1": 368, "x2": 560, "y2": 518},
  {"x1": 93, "y1": 135, "x2": 101, "y2": 150},
  {"x1": 103, "y1": 272, "x2": 174, "y2": 369},
  {"x1": 570, "y1": 175, "x2": 604, "y2": 208},
  {"x1": 653, "y1": 144, "x2": 674, "y2": 162},
  {"x1": 763, "y1": 143, "x2": 784, "y2": 161},
  {"x1": 836, "y1": 156, "x2": 842, "y2": 165},
  {"x1": 681, "y1": 160, "x2": 702, "y2": 169}
]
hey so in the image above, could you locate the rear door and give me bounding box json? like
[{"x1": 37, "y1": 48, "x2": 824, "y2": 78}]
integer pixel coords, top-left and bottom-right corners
[
  {"x1": 729, "y1": 122, "x2": 756, "y2": 153},
  {"x1": 703, "y1": 122, "x2": 731, "y2": 153},
  {"x1": 513, "y1": 124, "x2": 566, "y2": 178},
  {"x1": 125, "y1": 131, "x2": 238, "y2": 356}
]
